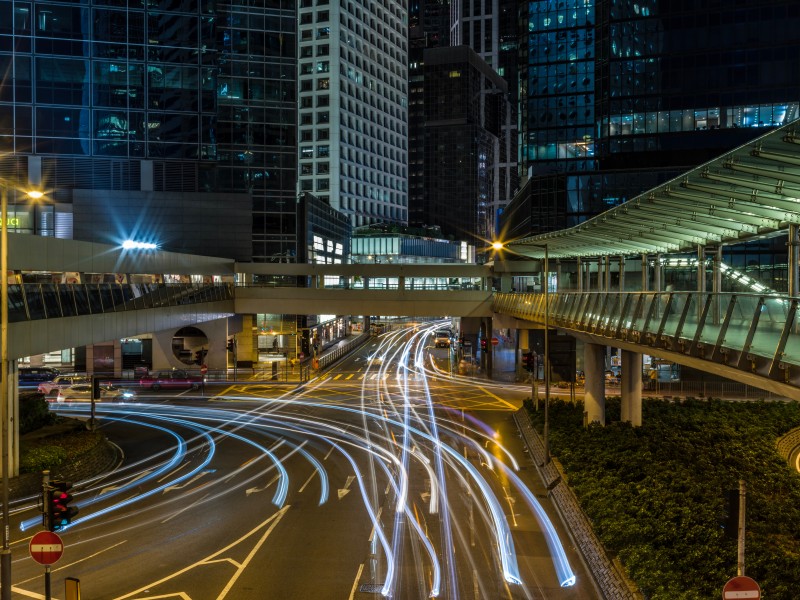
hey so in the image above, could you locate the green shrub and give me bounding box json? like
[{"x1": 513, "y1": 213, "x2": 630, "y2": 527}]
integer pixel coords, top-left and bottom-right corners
[
  {"x1": 19, "y1": 392, "x2": 57, "y2": 434},
  {"x1": 20, "y1": 430, "x2": 103, "y2": 474},
  {"x1": 527, "y1": 397, "x2": 800, "y2": 599},
  {"x1": 20, "y1": 445, "x2": 68, "y2": 473}
]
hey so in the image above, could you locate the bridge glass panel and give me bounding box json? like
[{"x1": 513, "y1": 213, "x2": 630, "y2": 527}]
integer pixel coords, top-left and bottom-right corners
[
  {"x1": 73, "y1": 286, "x2": 93, "y2": 315},
  {"x1": 86, "y1": 285, "x2": 105, "y2": 313},
  {"x1": 750, "y1": 297, "x2": 788, "y2": 358},
  {"x1": 97, "y1": 285, "x2": 116, "y2": 312},
  {"x1": 24, "y1": 285, "x2": 46, "y2": 320},
  {"x1": 40, "y1": 284, "x2": 62, "y2": 318},
  {"x1": 7, "y1": 286, "x2": 28, "y2": 322},
  {"x1": 57, "y1": 286, "x2": 79, "y2": 317}
]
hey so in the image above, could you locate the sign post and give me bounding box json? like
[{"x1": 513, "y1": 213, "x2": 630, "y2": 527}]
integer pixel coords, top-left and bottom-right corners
[
  {"x1": 722, "y1": 576, "x2": 760, "y2": 600},
  {"x1": 29, "y1": 531, "x2": 64, "y2": 600}
]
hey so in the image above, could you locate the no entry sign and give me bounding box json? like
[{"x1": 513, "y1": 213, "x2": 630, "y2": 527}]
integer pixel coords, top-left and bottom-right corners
[
  {"x1": 29, "y1": 531, "x2": 64, "y2": 565},
  {"x1": 723, "y1": 576, "x2": 760, "y2": 599}
]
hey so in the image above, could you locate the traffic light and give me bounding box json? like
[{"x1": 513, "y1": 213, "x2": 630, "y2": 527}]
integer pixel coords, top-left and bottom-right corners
[
  {"x1": 92, "y1": 376, "x2": 101, "y2": 400},
  {"x1": 48, "y1": 480, "x2": 78, "y2": 531},
  {"x1": 480, "y1": 338, "x2": 487, "y2": 351},
  {"x1": 227, "y1": 339, "x2": 235, "y2": 352},
  {"x1": 522, "y1": 352, "x2": 534, "y2": 371}
]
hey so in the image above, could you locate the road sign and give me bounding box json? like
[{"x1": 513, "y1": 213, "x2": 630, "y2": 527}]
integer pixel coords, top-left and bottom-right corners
[
  {"x1": 723, "y1": 576, "x2": 760, "y2": 599},
  {"x1": 491, "y1": 337, "x2": 500, "y2": 345},
  {"x1": 29, "y1": 531, "x2": 64, "y2": 565},
  {"x1": 200, "y1": 364, "x2": 208, "y2": 375}
]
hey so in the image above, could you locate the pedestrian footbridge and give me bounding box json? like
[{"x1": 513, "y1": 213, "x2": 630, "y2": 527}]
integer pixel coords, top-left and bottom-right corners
[{"x1": 494, "y1": 291, "x2": 800, "y2": 400}]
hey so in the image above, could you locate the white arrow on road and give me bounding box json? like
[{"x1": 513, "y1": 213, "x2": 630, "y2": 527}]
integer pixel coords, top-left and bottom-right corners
[
  {"x1": 338, "y1": 475, "x2": 355, "y2": 500},
  {"x1": 99, "y1": 470, "x2": 153, "y2": 496},
  {"x1": 162, "y1": 471, "x2": 210, "y2": 494},
  {"x1": 246, "y1": 474, "x2": 280, "y2": 496}
]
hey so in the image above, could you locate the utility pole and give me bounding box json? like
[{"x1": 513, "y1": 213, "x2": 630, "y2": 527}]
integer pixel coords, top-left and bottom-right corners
[{"x1": 737, "y1": 479, "x2": 746, "y2": 576}]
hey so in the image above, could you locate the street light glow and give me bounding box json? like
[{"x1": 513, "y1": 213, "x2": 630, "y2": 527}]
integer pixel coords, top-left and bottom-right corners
[
  {"x1": 491, "y1": 241, "x2": 504, "y2": 251},
  {"x1": 26, "y1": 190, "x2": 44, "y2": 200},
  {"x1": 122, "y1": 240, "x2": 158, "y2": 250}
]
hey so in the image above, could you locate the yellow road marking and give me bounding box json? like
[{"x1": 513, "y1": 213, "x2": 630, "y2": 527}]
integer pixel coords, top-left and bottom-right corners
[{"x1": 477, "y1": 386, "x2": 518, "y2": 410}]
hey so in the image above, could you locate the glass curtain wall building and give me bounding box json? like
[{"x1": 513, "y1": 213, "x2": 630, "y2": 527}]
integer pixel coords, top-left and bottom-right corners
[
  {"x1": 508, "y1": 0, "x2": 800, "y2": 236},
  {"x1": 0, "y1": 0, "x2": 297, "y2": 263},
  {"x1": 297, "y1": 0, "x2": 409, "y2": 228}
]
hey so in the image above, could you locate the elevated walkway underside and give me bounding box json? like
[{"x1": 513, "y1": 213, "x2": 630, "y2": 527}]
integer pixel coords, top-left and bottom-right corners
[{"x1": 494, "y1": 291, "x2": 800, "y2": 400}]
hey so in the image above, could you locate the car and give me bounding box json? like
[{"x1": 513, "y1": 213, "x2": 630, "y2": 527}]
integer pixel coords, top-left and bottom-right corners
[
  {"x1": 18, "y1": 367, "x2": 60, "y2": 386},
  {"x1": 52, "y1": 383, "x2": 136, "y2": 403},
  {"x1": 434, "y1": 332, "x2": 451, "y2": 348},
  {"x1": 38, "y1": 374, "x2": 90, "y2": 395},
  {"x1": 139, "y1": 369, "x2": 203, "y2": 390}
]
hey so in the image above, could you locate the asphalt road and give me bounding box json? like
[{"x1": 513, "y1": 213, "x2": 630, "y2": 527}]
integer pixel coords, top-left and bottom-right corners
[{"x1": 8, "y1": 325, "x2": 598, "y2": 600}]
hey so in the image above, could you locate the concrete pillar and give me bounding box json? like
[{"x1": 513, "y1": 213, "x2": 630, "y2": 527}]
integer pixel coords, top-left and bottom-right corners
[
  {"x1": 555, "y1": 259, "x2": 561, "y2": 292},
  {"x1": 620, "y1": 350, "x2": 642, "y2": 426},
  {"x1": 583, "y1": 343, "x2": 606, "y2": 425},
  {"x1": 604, "y1": 256, "x2": 611, "y2": 292},
  {"x1": 790, "y1": 225, "x2": 799, "y2": 297},
  {"x1": 618, "y1": 256, "x2": 625, "y2": 292},
  {"x1": 641, "y1": 254, "x2": 648, "y2": 292},
  {"x1": 577, "y1": 257, "x2": 583, "y2": 292}
]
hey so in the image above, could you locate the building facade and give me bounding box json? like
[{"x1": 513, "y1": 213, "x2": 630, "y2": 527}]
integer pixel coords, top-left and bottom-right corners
[
  {"x1": 0, "y1": 0, "x2": 298, "y2": 262},
  {"x1": 422, "y1": 45, "x2": 512, "y2": 249},
  {"x1": 296, "y1": 0, "x2": 409, "y2": 228},
  {"x1": 508, "y1": 0, "x2": 800, "y2": 237}
]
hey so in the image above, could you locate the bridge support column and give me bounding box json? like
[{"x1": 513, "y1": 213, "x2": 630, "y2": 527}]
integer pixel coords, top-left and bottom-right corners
[
  {"x1": 641, "y1": 254, "x2": 648, "y2": 292},
  {"x1": 584, "y1": 343, "x2": 605, "y2": 426},
  {"x1": 576, "y1": 257, "x2": 583, "y2": 292},
  {"x1": 620, "y1": 350, "x2": 642, "y2": 426}
]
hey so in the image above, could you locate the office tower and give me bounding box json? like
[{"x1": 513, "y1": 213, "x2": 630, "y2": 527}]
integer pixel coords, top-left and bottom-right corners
[
  {"x1": 408, "y1": 0, "x2": 450, "y2": 227},
  {"x1": 422, "y1": 45, "x2": 513, "y2": 248},
  {"x1": 296, "y1": 0, "x2": 409, "y2": 228},
  {"x1": 505, "y1": 0, "x2": 800, "y2": 239},
  {"x1": 439, "y1": 0, "x2": 519, "y2": 234},
  {"x1": 0, "y1": 0, "x2": 298, "y2": 262}
]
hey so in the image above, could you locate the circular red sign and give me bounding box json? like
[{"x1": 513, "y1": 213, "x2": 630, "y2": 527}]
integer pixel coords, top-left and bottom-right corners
[
  {"x1": 200, "y1": 364, "x2": 208, "y2": 374},
  {"x1": 29, "y1": 531, "x2": 64, "y2": 565},
  {"x1": 723, "y1": 576, "x2": 760, "y2": 599},
  {"x1": 491, "y1": 337, "x2": 500, "y2": 345}
]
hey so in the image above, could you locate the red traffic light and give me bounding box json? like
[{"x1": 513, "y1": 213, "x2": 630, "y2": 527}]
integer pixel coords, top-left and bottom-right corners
[{"x1": 48, "y1": 481, "x2": 78, "y2": 531}]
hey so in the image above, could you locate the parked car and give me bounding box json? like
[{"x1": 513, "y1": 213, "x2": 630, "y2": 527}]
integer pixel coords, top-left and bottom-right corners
[
  {"x1": 139, "y1": 369, "x2": 203, "y2": 390},
  {"x1": 38, "y1": 374, "x2": 90, "y2": 395},
  {"x1": 52, "y1": 383, "x2": 136, "y2": 403},
  {"x1": 18, "y1": 367, "x2": 60, "y2": 386}
]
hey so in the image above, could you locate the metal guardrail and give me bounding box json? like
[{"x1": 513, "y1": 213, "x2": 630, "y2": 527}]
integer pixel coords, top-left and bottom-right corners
[{"x1": 318, "y1": 333, "x2": 372, "y2": 369}]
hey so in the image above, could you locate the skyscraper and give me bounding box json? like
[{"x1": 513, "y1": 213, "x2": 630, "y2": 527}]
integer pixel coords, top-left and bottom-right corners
[
  {"x1": 505, "y1": 0, "x2": 800, "y2": 238},
  {"x1": 0, "y1": 0, "x2": 298, "y2": 262},
  {"x1": 297, "y1": 0, "x2": 409, "y2": 228}
]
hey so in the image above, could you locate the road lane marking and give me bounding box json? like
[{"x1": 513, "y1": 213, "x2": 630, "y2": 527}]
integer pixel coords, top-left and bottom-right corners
[
  {"x1": 298, "y1": 470, "x2": 317, "y2": 493},
  {"x1": 477, "y1": 386, "x2": 518, "y2": 409},
  {"x1": 334, "y1": 374, "x2": 342, "y2": 380},
  {"x1": 348, "y1": 563, "x2": 365, "y2": 600},
  {"x1": 346, "y1": 374, "x2": 354, "y2": 380},
  {"x1": 113, "y1": 507, "x2": 290, "y2": 600}
]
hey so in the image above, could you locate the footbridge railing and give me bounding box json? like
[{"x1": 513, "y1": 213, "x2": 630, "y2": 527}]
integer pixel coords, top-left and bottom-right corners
[
  {"x1": 494, "y1": 291, "x2": 800, "y2": 396},
  {"x1": 8, "y1": 282, "x2": 235, "y2": 322}
]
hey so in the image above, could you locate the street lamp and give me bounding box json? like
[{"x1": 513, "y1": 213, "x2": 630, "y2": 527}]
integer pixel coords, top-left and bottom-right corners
[
  {"x1": 526, "y1": 243, "x2": 551, "y2": 464},
  {"x1": 1, "y1": 184, "x2": 43, "y2": 600},
  {"x1": 493, "y1": 238, "x2": 550, "y2": 463}
]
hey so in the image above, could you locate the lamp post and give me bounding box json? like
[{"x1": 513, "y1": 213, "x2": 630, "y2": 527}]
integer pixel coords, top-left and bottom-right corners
[{"x1": 1, "y1": 185, "x2": 42, "y2": 600}]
